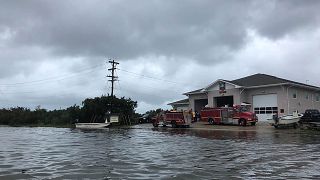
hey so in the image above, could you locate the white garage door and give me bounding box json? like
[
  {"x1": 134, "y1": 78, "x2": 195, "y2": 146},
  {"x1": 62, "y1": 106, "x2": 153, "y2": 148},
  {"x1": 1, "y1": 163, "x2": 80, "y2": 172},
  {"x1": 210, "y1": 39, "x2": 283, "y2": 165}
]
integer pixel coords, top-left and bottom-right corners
[{"x1": 253, "y1": 94, "x2": 278, "y2": 121}]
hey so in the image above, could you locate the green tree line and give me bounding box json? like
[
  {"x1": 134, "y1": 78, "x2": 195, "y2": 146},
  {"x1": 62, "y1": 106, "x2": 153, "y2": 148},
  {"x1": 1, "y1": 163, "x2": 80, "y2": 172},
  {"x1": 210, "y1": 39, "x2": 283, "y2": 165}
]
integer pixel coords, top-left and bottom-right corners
[{"x1": 0, "y1": 95, "x2": 139, "y2": 127}]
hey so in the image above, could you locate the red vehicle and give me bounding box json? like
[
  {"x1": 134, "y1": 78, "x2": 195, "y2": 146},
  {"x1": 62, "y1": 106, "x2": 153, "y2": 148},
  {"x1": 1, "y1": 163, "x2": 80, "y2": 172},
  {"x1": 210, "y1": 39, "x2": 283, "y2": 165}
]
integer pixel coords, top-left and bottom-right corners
[
  {"x1": 153, "y1": 111, "x2": 191, "y2": 128},
  {"x1": 200, "y1": 105, "x2": 258, "y2": 126}
]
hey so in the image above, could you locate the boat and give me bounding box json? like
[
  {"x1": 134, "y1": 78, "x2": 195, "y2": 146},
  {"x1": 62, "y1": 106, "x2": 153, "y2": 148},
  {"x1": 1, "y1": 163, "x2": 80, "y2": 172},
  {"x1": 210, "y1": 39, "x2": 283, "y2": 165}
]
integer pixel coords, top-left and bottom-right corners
[
  {"x1": 268, "y1": 112, "x2": 303, "y2": 128},
  {"x1": 75, "y1": 118, "x2": 110, "y2": 129}
]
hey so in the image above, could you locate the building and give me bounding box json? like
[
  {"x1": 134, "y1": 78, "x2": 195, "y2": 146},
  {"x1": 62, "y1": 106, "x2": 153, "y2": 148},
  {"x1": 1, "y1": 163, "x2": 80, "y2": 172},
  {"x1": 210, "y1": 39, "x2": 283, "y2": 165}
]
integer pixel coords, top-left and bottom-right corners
[
  {"x1": 167, "y1": 98, "x2": 189, "y2": 111},
  {"x1": 170, "y1": 74, "x2": 320, "y2": 121}
]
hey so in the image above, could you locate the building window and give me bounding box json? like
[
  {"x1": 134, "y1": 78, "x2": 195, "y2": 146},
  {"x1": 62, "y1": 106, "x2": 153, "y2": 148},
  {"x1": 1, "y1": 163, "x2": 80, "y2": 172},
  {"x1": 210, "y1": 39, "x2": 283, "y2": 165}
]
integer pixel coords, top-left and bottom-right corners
[
  {"x1": 316, "y1": 94, "x2": 320, "y2": 102},
  {"x1": 292, "y1": 92, "x2": 297, "y2": 99},
  {"x1": 254, "y1": 107, "x2": 278, "y2": 114},
  {"x1": 305, "y1": 93, "x2": 309, "y2": 100}
]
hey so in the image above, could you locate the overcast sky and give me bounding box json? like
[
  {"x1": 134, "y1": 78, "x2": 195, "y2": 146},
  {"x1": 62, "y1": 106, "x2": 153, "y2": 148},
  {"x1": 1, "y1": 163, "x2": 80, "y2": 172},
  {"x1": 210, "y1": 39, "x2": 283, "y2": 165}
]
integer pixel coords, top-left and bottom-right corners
[{"x1": 1, "y1": 0, "x2": 320, "y2": 113}]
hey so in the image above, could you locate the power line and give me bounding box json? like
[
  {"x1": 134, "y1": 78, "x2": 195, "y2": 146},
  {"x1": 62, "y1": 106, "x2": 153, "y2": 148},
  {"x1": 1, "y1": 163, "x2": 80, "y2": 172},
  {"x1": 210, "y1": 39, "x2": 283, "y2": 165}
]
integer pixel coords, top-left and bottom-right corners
[
  {"x1": 117, "y1": 68, "x2": 186, "y2": 85},
  {"x1": 117, "y1": 68, "x2": 204, "y2": 87},
  {"x1": 0, "y1": 63, "x2": 105, "y2": 87}
]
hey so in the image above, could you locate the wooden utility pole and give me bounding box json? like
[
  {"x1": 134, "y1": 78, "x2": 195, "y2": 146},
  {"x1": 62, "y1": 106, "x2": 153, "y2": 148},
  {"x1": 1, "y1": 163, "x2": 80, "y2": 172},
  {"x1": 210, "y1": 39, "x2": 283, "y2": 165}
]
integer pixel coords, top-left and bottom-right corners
[{"x1": 107, "y1": 59, "x2": 119, "y2": 97}]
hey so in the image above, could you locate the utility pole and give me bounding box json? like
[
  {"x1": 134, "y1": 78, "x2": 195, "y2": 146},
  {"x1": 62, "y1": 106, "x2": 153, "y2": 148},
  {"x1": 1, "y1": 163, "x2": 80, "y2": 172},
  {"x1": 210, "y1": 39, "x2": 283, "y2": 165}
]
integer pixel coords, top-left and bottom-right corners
[{"x1": 107, "y1": 59, "x2": 119, "y2": 97}]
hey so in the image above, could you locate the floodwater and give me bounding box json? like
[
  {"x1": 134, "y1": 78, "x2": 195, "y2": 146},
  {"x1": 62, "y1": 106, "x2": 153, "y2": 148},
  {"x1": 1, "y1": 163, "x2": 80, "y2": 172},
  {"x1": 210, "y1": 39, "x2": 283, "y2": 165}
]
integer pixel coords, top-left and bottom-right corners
[{"x1": 1, "y1": 125, "x2": 320, "y2": 179}]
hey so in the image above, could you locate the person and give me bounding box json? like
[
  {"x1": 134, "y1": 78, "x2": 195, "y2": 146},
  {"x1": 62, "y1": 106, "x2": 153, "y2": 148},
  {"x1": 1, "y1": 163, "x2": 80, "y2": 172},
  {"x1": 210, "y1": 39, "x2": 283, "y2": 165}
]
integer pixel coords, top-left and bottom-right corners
[
  {"x1": 273, "y1": 113, "x2": 279, "y2": 124},
  {"x1": 195, "y1": 111, "x2": 200, "y2": 122},
  {"x1": 189, "y1": 109, "x2": 194, "y2": 123}
]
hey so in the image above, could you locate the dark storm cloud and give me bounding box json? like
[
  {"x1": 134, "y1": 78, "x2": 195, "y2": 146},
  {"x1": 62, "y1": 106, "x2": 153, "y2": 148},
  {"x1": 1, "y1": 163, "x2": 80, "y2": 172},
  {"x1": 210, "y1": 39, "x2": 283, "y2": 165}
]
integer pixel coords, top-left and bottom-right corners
[
  {"x1": 1, "y1": 0, "x2": 320, "y2": 112},
  {"x1": 2, "y1": 0, "x2": 319, "y2": 65},
  {"x1": 1, "y1": 0, "x2": 252, "y2": 64},
  {"x1": 251, "y1": 0, "x2": 320, "y2": 39}
]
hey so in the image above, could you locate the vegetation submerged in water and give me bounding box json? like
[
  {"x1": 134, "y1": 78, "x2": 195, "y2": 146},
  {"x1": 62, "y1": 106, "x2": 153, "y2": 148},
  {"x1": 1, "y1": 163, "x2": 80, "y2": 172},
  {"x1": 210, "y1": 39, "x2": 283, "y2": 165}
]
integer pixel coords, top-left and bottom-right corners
[{"x1": 0, "y1": 95, "x2": 139, "y2": 127}]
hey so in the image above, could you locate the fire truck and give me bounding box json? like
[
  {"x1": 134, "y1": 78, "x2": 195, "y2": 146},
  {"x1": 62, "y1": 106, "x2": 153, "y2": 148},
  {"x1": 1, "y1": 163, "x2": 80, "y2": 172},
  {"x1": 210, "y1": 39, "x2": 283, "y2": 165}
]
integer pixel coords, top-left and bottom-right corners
[
  {"x1": 152, "y1": 111, "x2": 191, "y2": 128},
  {"x1": 200, "y1": 104, "x2": 258, "y2": 126}
]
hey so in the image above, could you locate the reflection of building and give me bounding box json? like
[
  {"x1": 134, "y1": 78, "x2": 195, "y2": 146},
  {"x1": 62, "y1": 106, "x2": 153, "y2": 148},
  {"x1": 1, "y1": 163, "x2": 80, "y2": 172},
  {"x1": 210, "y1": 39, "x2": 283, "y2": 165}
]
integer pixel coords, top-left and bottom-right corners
[{"x1": 169, "y1": 74, "x2": 320, "y2": 121}]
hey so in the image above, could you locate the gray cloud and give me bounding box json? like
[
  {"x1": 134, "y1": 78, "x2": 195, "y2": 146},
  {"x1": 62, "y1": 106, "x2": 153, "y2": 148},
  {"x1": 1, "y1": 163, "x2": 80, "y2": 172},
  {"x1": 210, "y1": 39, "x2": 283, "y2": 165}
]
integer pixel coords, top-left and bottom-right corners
[
  {"x1": 1, "y1": 0, "x2": 320, "y2": 112},
  {"x1": 1, "y1": 0, "x2": 252, "y2": 63},
  {"x1": 1, "y1": 0, "x2": 319, "y2": 62},
  {"x1": 251, "y1": 0, "x2": 320, "y2": 39}
]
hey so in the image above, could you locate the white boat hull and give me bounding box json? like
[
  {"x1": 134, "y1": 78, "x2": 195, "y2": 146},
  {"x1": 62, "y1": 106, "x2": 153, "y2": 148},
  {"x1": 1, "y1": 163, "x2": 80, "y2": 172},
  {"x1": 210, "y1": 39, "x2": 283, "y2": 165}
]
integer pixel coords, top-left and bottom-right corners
[
  {"x1": 268, "y1": 114, "x2": 302, "y2": 127},
  {"x1": 277, "y1": 116, "x2": 300, "y2": 125},
  {"x1": 75, "y1": 123, "x2": 110, "y2": 129}
]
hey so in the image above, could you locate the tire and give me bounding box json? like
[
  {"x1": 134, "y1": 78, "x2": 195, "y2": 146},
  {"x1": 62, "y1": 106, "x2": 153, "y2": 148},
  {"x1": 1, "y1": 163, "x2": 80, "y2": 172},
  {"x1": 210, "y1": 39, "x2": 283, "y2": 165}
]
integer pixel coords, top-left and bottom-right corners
[
  {"x1": 208, "y1": 118, "x2": 214, "y2": 125},
  {"x1": 171, "y1": 121, "x2": 177, "y2": 128},
  {"x1": 239, "y1": 119, "x2": 247, "y2": 126},
  {"x1": 243, "y1": 120, "x2": 247, "y2": 126}
]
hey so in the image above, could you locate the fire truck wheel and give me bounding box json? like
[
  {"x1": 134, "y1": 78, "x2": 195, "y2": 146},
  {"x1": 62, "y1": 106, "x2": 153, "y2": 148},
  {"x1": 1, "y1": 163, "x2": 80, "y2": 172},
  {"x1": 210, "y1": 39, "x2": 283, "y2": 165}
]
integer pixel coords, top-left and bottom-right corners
[
  {"x1": 171, "y1": 121, "x2": 177, "y2": 128},
  {"x1": 208, "y1": 118, "x2": 214, "y2": 125},
  {"x1": 239, "y1": 119, "x2": 247, "y2": 126}
]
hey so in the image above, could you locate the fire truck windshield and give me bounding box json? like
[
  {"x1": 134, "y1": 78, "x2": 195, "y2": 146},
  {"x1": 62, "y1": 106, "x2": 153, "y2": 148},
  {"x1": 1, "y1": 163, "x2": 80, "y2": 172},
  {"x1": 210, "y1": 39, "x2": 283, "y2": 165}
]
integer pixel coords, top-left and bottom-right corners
[{"x1": 239, "y1": 105, "x2": 249, "y2": 112}]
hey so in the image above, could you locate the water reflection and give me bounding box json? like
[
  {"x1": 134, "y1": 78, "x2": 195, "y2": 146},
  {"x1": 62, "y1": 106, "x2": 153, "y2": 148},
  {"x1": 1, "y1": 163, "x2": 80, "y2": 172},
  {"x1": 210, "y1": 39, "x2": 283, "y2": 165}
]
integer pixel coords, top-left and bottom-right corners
[
  {"x1": 152, "y1": 127, "x2": 258, "y2": 140},
  {"x1": 0, "y1": 126, "x2": 320, "y2": 179}
]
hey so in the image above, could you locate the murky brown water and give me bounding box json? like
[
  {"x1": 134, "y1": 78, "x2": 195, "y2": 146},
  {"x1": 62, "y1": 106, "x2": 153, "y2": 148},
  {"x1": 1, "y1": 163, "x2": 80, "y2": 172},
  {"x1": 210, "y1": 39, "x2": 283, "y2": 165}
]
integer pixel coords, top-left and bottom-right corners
[{"x1": 1, "y1": 124, "x2": 320, "y2": 179}]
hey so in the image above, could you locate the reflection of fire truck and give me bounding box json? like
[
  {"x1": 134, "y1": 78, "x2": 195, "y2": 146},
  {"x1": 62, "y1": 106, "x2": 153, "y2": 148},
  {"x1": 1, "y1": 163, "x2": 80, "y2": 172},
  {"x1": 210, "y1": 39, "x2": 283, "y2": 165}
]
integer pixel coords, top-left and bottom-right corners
[
  {"x1": 152, "y1": 111, "x2": 192, "y2": 128},
  {"x1": 200, "y1": 104, "x2": 258, "y2": 126}
]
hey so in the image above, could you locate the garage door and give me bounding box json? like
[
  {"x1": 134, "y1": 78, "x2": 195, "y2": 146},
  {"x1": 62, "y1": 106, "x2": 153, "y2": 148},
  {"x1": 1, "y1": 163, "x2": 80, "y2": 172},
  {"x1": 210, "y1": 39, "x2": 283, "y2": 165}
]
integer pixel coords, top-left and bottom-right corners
[{"x1": 253, "y1": 94, "x2": 278, "y2": 121}]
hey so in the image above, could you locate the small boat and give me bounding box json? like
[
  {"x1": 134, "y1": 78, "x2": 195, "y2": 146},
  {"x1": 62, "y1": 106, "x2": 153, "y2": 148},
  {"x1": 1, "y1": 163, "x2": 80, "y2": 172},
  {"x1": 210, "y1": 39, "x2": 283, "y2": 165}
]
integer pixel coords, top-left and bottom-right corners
[
  {"x1": 268, "y1": 112, "x2": 302, "y2": 128},
  {"x1": 75, "y1": 118, "x2": 110, "y2": 129}
]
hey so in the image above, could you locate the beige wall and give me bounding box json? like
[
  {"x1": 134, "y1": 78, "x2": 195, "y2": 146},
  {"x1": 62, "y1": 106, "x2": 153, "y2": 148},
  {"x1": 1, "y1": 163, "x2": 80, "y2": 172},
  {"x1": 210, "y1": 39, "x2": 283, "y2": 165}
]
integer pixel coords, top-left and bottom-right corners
[
  {"x1": 244, "y1": 86, "x2": 286, "y2": 114},
  {"x1": 240, "y1": 85, "x2": 320, "y2": 114},
  {"x1": 187, "y1": 84, "x2": 320, "y2": 114},
  {"x1": 188, "y1": 93, "x2": 207, "y2": 110},
  {"x1": 172, "y1": 104, "x2": 189, "y2": 111},
  {"x1": 207, "y1": 88, "x2": 241, "y2": 107},
  {"x1": 205, "y1": 82, "x2": 241, "y2": 107},
  {"x1": 287, "y1": 86, "x2": 320, "y2": 114}
]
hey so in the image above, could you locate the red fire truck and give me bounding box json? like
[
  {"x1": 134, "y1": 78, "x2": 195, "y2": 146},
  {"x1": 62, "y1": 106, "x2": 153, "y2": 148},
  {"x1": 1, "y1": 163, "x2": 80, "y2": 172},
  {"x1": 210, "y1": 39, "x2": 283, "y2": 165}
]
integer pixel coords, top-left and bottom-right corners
[
  {"x1": 152, "y1": 111, "x2": 191, "y2": 128},
  {"x1": 200, "y1": 105, "x2": 258, "y2": 126}
]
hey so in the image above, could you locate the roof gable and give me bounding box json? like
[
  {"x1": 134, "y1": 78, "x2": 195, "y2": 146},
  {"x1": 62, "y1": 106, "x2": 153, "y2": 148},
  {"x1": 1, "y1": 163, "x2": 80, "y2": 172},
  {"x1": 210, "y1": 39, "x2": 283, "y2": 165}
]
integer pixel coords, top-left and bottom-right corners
[{"x1": 203, "y1": 79, "x2": 241, "y2": 91}]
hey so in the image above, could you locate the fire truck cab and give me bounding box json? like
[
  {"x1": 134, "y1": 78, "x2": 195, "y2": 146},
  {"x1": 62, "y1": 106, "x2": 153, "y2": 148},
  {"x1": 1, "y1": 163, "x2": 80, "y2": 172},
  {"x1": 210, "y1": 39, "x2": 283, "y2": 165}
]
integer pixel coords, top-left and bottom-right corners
[{"x1": 200, "y1": 104, "x2": 258, "y2": 126}]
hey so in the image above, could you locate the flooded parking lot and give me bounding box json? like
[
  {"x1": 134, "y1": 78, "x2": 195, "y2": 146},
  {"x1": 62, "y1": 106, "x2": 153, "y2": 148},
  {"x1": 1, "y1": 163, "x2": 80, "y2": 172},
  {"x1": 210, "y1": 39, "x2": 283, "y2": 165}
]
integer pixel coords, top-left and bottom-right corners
[{"x1": 1, "y1": 124, "x2": 320, "y2": 179}]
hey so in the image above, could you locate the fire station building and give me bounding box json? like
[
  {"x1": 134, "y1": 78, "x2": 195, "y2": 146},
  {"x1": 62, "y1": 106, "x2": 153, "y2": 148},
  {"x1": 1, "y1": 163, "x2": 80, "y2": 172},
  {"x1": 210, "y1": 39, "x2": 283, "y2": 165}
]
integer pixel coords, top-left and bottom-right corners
[{"x1": 169, "y1": 74, "x2": 320, "y2": 121}]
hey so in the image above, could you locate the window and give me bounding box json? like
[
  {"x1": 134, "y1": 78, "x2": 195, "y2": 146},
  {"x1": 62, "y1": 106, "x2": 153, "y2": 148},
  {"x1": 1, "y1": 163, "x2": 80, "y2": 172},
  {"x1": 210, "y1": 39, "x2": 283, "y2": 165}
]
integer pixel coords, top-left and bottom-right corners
[
  {"x1": 293, "y1": 92, "x2": 297, "y2": 99},
  {"x1": 254, "y1": 107, "x2": 278, "y2": 114},
  {"x1": 305, "y1": 93, "x2": 309, "y2": 100},
  {"x1": 316, "y1": 94, "x2": 320, "y2": 102}
]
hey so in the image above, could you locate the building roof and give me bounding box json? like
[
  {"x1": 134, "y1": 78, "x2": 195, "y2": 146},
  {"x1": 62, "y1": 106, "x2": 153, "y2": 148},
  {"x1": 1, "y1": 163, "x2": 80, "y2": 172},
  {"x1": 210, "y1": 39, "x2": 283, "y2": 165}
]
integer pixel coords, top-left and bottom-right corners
[
  {"x1": 183, "y1": 88, "x2": 205, "y2": 95},
  {"x1": 168, "y1": 98, "x2": 189, "y2": 106},
  {"x1": 231, "y1": 73, "x2": 288, "y2": 87},
  {"x1": 231, "y1": 73, "x2": 320, "y2": 89},
  {"x1": 185, "y1": 73, "x2": 320, "y2": 95}
]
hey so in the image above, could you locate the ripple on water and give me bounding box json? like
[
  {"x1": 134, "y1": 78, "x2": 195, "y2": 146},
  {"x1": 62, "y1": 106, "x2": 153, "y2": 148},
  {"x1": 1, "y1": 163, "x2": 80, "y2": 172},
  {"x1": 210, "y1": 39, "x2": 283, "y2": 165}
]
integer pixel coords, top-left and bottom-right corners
[{"x1": 1, "y1": 126, "x2": 320, "y2": 179}]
